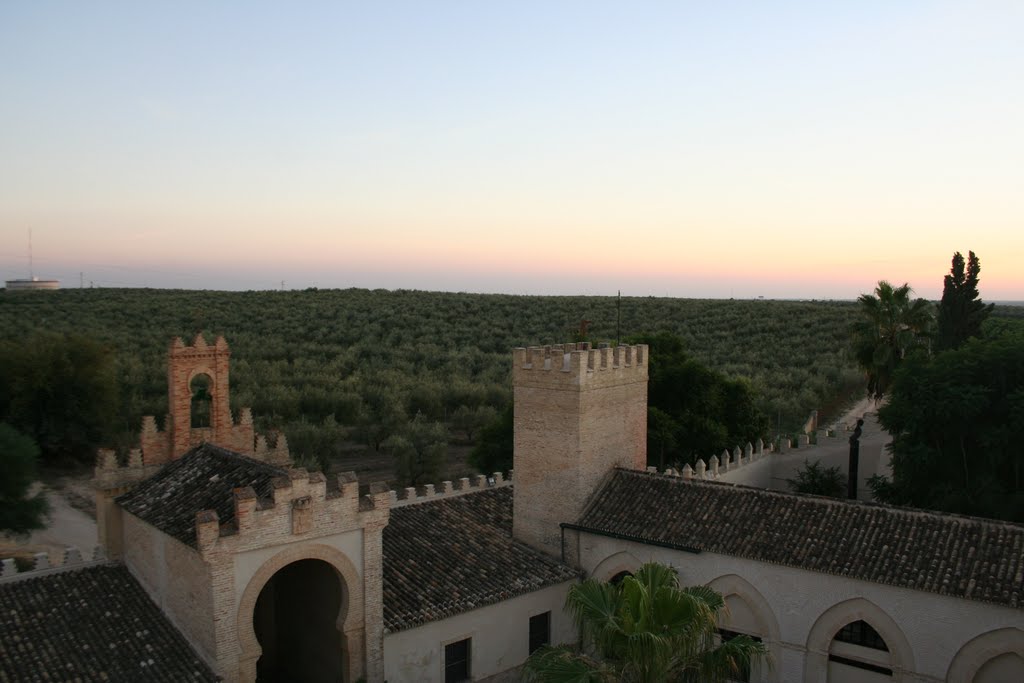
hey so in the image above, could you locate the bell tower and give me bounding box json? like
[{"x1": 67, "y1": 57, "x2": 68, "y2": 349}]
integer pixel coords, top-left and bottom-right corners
[{"x1": 167, "y1": 334, "x2": 233, "y2": 457}]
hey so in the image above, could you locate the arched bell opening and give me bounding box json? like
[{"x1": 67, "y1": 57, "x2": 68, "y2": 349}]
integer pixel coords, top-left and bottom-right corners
[
  {"x1": 253, "y1": 558, "x2": 347, "y2": 683},
  {"x1": 190, "y1": 373, "x2": 213, "y2": 429}
]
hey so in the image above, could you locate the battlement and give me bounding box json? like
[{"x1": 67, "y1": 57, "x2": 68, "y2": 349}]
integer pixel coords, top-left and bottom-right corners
[
  {"x1": 512, "y1": 343, "x2": 648, "y2": 389},
  {"x1": 94, "y1": 447, "x2": 159, "y2": 488},
  {"x1": 136, "y1": 406, "x2": 269, "y2": 466},
  {"x1": 652, "y1": 439, "x2": 771, "y2": 481},
  {"x1": 0, "y1": 546, "x2": 108, "y2": 584},
  {"x1": 169, "y1": 333, "x2": 230, "y2": 357},
  {"x1": 388, "y1": 471, "x2": 513, "y2": 508},
  {"x1": 193, "y1": 470, "x2": 389, "y2": 555},
  {"x1": 653, "y1": 420, "x2": 871, "y2": 490}
]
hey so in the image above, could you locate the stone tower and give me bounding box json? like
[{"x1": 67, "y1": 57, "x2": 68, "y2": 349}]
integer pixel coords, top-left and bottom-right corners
[{"x1": 512, "y1": 343, "x2": 648, "y2": 556}]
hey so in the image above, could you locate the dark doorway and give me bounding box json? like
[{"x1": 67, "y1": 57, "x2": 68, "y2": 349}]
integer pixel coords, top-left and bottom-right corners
[
  {"x1": 609, "y1": 570, "x2": 633, "y2": 585},
  {"x1": 254, "y1": 559, "x2": 345, "y2": 683}
]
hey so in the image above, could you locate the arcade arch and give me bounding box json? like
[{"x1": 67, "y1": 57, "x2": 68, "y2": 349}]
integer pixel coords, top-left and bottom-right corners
[
  {"x1": 946, "y1": 627, "x2": 1024, "y2": 683},
  {"x1": 803, "y1": 597, "x2": 913, "y2": 682},
  {"x1": 590, "y1": 551, "x2": 642, "y2": 583},
  {"x1": 706, "y1": 574, "x2": 782, "y2": 683}
]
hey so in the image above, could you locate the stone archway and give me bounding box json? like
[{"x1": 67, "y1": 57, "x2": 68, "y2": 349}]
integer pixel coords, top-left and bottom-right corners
[
  {"x1": 706, "y1": 574, "x2": 782, "y2": 683},
  {"x1": 253, "y1": 559, "x2": 342, "y2": 682},
  {"x1": 590, "y1": 551, "x2": 642, "y2": 582},
  {"x1": 803, "y1": 597, "x2": 914, "y2": 682},
  {"x1": 946, "y1": 627, "x2": 1024, "y2": 682},
  {"x1": 237, "y1": 545, "x2": 365, "y2": 683}
]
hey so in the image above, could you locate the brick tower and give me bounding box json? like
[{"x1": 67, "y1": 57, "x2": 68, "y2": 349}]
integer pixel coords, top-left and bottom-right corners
[
  {"x1": 511, "y1": 343, "x2": 648, "y2": 556},
  {"x1": 167, "y1": 334, "x2": 233, "y2": 457},
  {"x1": 131, "y1": 335, "x2": 268, "y2": 467}
]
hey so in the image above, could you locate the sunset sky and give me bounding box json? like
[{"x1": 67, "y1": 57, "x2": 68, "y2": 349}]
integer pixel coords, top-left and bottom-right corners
[{"x1": 1, "y1": 2, "x2": 1022, "y2": 299}]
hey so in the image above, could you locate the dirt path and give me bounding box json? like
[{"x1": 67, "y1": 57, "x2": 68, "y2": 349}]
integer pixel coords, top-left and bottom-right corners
[{"x1": 0, "y1": 486, "x2": 98, "y2": 564}]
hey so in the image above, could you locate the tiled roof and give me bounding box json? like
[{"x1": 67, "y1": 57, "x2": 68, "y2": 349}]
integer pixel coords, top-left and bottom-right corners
[
  {"x1": 117, "y1": 444, "x2": 286, "y2": 546},
  {"x1": 383, "y1": 487, "x2": 579, "y2": 632},
  {"x1": 577, "y1": 469, "x2": 1024, "y2": 609},
  {"x1": 0, "y1": 564, "x2": 217, "y2": 682}
]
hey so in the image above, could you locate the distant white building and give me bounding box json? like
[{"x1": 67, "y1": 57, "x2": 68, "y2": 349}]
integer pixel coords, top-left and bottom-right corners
[{"x1": 5, "y1": 276, "x2": 60, "y2": 290}]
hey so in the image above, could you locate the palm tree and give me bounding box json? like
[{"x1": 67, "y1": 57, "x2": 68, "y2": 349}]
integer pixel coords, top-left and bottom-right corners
[
  {"x1": 853, "y1": 280, "x2": 933, "y2": 400},
  {"x1": 524, "y1": 563, "x2": 768, "y2": 683}
]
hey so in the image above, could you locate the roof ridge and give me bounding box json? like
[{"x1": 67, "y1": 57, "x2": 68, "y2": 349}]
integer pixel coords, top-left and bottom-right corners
[{"x1": 616, "y1": 467, "x2": 1024, "y2": 530}]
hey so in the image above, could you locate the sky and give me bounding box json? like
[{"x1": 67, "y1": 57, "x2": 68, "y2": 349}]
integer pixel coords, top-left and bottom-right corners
[{"x1": 1, "y1": 2, "x2": 1022, "y2": 299}]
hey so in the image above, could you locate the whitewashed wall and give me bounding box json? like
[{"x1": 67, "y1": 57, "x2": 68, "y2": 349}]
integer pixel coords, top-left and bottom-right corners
[
  {"x1": 576, "y1": 533, "x2": 1024, "y2": 683},
  {"x1": 383, "y1": 580, "x2": 576, "y2": 683}
]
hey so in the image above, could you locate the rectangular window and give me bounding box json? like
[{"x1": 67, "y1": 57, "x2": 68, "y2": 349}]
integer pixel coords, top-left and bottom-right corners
[
  {"x1": 529, "y1": 612, "x2": 551, "y2": 654},
  {"x1": 444, "y1": 638, "x2": 471, "y2": 683},
  {"x1": 719, "y1": 628, "x2": 762, "y2": 683},
  {"x1": 827, "y1": 654, "x2": 894, "y2": 676}
]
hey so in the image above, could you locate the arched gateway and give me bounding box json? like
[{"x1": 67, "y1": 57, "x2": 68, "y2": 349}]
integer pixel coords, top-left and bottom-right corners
[{"x1": 238, "y1": 545, "x2": 367, "y2": 683}]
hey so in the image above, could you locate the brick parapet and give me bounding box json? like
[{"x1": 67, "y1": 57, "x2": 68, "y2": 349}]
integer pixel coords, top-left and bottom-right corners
[
  {"x1": 512, "y1": 343, "x2": 648, "y2": 390},
  {"x1": 93, "y1": 448, "x2": 162, "y2": 489},
  {"x1": 194, "y1": 470, "x2": 389, "y2": 558}
]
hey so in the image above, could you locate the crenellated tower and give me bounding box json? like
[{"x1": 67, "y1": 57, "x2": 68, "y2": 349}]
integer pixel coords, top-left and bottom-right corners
[
  {"x1": 94, "y1": 336, "x2": 288, "y2": 559},
  {"x1": 132, "y1": 335, "x2": 279, "y2": 466},
  {"x1": 512, "y1": 343, "x2": 648, "y2": 556}
]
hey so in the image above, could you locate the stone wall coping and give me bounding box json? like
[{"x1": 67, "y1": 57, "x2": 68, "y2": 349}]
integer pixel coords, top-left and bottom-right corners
[
  {"x1": 389, "y1": 470, "x2": 513, "y2": 508},
  {"x1": 0, "y1": 546, "x2": 109, "y2": 584}
]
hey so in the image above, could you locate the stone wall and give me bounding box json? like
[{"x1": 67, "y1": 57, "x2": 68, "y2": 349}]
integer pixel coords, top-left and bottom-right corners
[
  {"x1": 122, "y1": 512, "x2": 217, "y2": 665},
  {"x1": 654, "y1": 414, "x2": 890, "y2": 500}
]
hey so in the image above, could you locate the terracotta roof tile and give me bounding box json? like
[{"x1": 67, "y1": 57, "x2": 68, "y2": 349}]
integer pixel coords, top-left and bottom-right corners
[
  {"x1": 383, "y1": 487, "x2": 579, "y2": 632},
  {"x1": 578, "y1": 469, "x2": 1024, "y2": 609},
  {"x1": 117, "y1": 444, "x2": 286, "y2": 546},
  {"x1": 0, "y1": 564, "x2": 218, "y2": 682}
]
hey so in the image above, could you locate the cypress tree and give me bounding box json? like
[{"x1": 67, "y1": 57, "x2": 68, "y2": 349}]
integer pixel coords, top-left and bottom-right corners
[{"x1": 936, "y1": 251, "x2": 994, "y2": 351}]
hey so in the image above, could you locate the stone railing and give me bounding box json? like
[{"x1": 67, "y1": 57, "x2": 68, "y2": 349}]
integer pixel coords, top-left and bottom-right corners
[
  {"x1": 389, "y1": 471, "x2": 513, "y2": 508},
  {"x1": 0, "y1": 546, "x2": 108, "y2": 583}
]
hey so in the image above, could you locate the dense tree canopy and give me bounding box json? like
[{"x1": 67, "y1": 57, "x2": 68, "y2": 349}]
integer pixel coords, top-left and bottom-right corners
[
  {"x1": 869, "y1": 334, "x2": 1024, "y2": 522},
  {"x1": 469, "y1": 403, "x2": 514, "y2": 475},
  {"x1": 525, "y1": 562, "x2": 768, "y2": 683},
  {"x1": 935, "y1": 251, "x2": 994, "y2": 351},
  {"x1": 853, "y1": 281, "x2": 934, "y2": 400},
  {"x1": 385, "y1": 413, "x2": 448, "y2": 487},
  {"x1": 14, "y1": 288, "x2": 1009, "y2": 482},
  {"x1": 0, "y1": 333, "x2": 118, "y2": 464},
  {"x1": 0, "y1": 424, "x2": 50, "y2": 535},
  {"x1": 635, "y1": 332, "x2": 769, "y2": 467}
]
